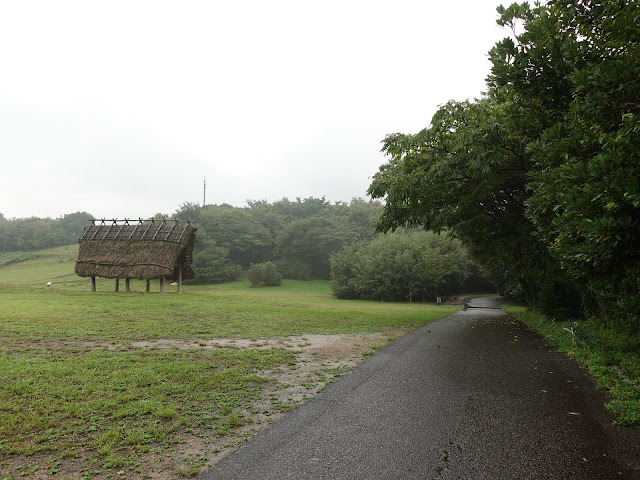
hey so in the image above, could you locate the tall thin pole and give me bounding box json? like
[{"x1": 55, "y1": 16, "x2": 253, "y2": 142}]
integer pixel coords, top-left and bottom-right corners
[{"x1": 203, "y1": 177, "x2": 206, "y2": 208}]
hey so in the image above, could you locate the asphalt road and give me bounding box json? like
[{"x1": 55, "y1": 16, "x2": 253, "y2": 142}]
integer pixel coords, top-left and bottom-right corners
[{"x1": 198, "y1": 297, "x2": 640, "y2": 479}]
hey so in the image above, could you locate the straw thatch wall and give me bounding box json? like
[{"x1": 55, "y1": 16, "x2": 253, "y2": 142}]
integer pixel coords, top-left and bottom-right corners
[{"x1": 75, "y1": 221, "x2": 196, "y2": 280}]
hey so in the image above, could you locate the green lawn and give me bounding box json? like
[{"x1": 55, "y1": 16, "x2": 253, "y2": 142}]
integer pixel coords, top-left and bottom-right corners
[
  {"x1": 0, "y1": 280, "x2": 458, "y2": 341},
  {"x1": 0, "y1": 245, "x2": 80, "y2": 285},
  {"x1": 0, "y1": 253, "x2": 459, "y2": 478}
]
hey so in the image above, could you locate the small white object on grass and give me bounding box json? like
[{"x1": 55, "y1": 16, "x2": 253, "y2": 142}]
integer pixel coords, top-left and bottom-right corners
[{"x1": 46, "y1": 282, "x2": 52, "y2": 287}]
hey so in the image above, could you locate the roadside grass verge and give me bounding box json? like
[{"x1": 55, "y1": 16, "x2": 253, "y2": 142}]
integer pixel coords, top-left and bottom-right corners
[
  {"x1": 0, "y1": 280, "x2": 459, "y2": 478},
  {"x1": 503, "y1": 304, "x2": 640, "y2": 428}
]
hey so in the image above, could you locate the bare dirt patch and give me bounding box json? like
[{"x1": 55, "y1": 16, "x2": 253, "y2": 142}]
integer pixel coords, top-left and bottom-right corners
[
  {"x1": 1, "y1": 331, "x2": 408, "y2": 480},
  {"x1": 129, "y1": 332, "x2": 394, "y2": 355},
  {"x1": 169, "y1": 331, "x2": 407, "y2": 476}
]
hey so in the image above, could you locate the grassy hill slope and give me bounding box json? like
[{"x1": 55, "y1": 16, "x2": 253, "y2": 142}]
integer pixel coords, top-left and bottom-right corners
[{"x1": 0, "y1": 244, "x2": 83, "y2": 286}]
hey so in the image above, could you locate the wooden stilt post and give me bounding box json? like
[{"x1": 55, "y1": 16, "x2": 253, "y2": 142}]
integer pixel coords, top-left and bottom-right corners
[
  {"x1": 160, "y1": 276, "x2": 165, "y2": 294},
  {"x1": 115, "y1": 278, "x2": 120, "y2": 292},
  {"x1": 177, "y1": 266, "x2": 183, "y2": 294},
  {"x1": 91, "y1": 276, "x2": 96, "y2": 292},
  {"x1": 146, "y1": 279, "x2": 150, "y2": 293},
  {"x1": 125, "y1": 278, "x2": 131, "y2": 292}
]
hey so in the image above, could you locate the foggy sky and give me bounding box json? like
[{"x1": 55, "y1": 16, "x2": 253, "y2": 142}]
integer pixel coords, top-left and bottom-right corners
[{"x1": 1, "y1": 0, "x2": 509, "y2": 220}]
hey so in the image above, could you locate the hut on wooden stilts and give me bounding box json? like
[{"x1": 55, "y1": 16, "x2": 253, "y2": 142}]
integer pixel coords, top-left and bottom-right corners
[{"x1": 75, "y1": 218, "x2": 197, "y2": 293}]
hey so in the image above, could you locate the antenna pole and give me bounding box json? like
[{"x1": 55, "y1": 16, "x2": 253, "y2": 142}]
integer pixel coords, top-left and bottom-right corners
[{"x1": 203, "y1": 177, "x2": 206, "y2": 208}]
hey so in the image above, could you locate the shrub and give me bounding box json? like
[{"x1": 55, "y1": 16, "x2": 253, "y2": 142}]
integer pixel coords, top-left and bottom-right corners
[
  {"x1": 247, "y1": 262, "x2": 282, "y2": 287},
  {"x1": 0, "y1": 251, "x2": 40, "y2": 267},
  {"x1": 274, "y1": 258, "x2": 312, "y2": 280},
  {"x1": 330, "y1": 231, "x2": 473, "y2": 302},
  {"x1": 193, "y1": 242, "x2": 243, "y2": 284}
]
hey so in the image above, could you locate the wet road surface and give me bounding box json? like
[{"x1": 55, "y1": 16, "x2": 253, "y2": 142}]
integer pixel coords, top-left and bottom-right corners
[{"x1": 198, "y1": 297, "x2": 640, "y2": 479}]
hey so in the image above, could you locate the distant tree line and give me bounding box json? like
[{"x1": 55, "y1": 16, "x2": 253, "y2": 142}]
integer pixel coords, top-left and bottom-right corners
[
  {"x1": 0, "y1": 198, "x2": 493, "y2": 300},
  {"x1": 173, "y1": 197, "x2": 492, "y2": 298},
  {"x1": 0, "y1": 212, "x2": 91, "y2": 252},
  {"x1": 173, "y1": 197, "x2": 385, "y2": 283}
]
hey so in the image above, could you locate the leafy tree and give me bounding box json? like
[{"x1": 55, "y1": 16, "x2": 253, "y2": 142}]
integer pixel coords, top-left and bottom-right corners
[
  {"x1": 172, "y1": 199, "x2": 381, "y2": 283},
  {"x1": 330, "y1": 231, "x2": 473, "y2": 302},
  {"x1": 180, "y1": 205, "x2": 273, "y2": 268},
  {"x1": 274, "y1": 257, "x2": 313, "y2": 280},
  {"x1": 151, "y1": 212, "x2": 173, "y2": 220},
  {"x1": 58, "y1": 212, "x2": 93, "y2": 244},
  {"x1": 276, "y1": 215, "x2": 369, "y2": 279},
  {"x1": 174, "y1": 202, "x2": 203, "y2": 222},
  {"x1": 192, "y1": 241, "x2": 243, "y2": 284},
  {"x1": 522, "y1": 0, "x2": 640, "y2": 323},
  {"x1": 331, "y1": 198, "x2": 383, "y2": 239},
  {"x1": 368, "y1": 0, "x2": 639, "y2": 323},
  {"x1": 250, "y1": 197, "x2": 332, "y2": 222},
  {"x1": 488, "y1": 0, "x2": 640, "y2": 322},
  {"x1": 0, "y1": 217, "x2": 66, "y2": 251},
  {"x1": 272, "y1": 198, "x2": 380, "y2": 279},
  {"x1": 368, "y1": 98, "x2": 572, "y2": 310},
  {"x1": 245, "y1": 201, "x2": 287, "y2": 245}
]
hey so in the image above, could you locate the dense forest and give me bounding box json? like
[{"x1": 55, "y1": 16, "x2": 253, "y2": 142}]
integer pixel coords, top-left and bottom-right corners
[
  {"x1": 0, "y1": 197, "x2": 492, "y2": 300},
  {"x1": 369, "y1": 0, "x2": 639, "y2": 326},
  {"x1": 0, "y1": 212, "x2": 91, "y2": 253}
]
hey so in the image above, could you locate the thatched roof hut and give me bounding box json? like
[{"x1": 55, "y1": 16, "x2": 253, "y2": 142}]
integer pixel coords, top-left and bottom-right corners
[{"x1": 75, "y1": 219, "x2": 197, "y2": 282}]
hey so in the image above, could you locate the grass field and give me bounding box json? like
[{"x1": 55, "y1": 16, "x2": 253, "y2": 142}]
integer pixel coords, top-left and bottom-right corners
[
  {"x1": 0, "y1": 245, "x2": 80, "y2": 285},
  {"x1": 0, "y1": 248, "x2": 460, "y2": 479}
]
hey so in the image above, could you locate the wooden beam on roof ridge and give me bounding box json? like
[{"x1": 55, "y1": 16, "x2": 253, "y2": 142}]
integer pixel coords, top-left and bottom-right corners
[
  {"x1": 128, "y1": 221, "x2": 142, "y2": 240},
  {"x1": 152, "y1": 219, "x2": 165, "y2": 240},
  {"x1": 114, "y1": 219, "x2": 129, "y2": 238},
  {"x1": 87, "y1": 218, "x2": 191, "y2": 224},
  {"x1": 164, "y1": 220, "x2": 178, "y2": 241},
  {"x1": 103, "y1": 220, "x2": 117, "y2": 240},
  {"x1": 176, "y1": 223, "x2": 190, "y2": 243},
  {"x1": 142, "y1": 219, "x2": 155, "y2": 239}
]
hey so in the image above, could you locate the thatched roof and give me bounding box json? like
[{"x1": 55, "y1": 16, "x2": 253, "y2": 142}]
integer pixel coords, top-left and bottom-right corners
[{"x1": 75, "y1": 219, "x2": 197, "y2": 280}]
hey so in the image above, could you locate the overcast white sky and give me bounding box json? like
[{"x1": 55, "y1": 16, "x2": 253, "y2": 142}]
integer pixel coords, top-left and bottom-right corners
[{"x1": 1, "y1": 0, "x2": 509, "y2": 220}]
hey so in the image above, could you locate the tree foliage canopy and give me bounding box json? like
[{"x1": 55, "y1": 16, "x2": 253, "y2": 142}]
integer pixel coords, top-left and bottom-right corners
[
  {"x1": 0, "y1": 212, "x2": 92, "y2": 252},
  {"x1": 330, "y1": 231, "x2": 474, "y2": 302},
  {"x1": 368, "y1": 0, "x2": 640, "y2": 324},
  {"x1": 174, "y1": 197, "x2": 385, "y2": 281}
]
